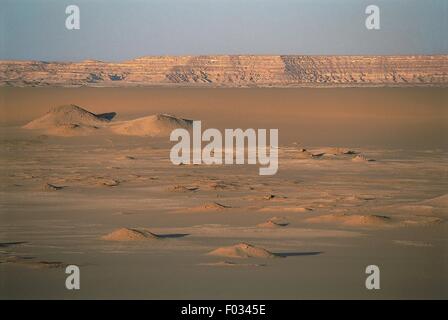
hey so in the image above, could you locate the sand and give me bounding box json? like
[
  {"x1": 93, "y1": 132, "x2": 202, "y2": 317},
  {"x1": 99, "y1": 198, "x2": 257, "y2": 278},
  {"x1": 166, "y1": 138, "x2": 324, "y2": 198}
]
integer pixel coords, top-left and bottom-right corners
[
  {"x1": 257, "y1": 217, "x2": 289, "y2": 228},
  {"x1": 199, "y1": 261, "x2": 266, "y2": 267},
  {"x1": 305, "y1": 213, "x2": 393, "y2": 228},
  {"x1": 187, "y1": 202, "x2": 232, "y2": 212},
  {"x1": 352, "y1": 154, "x2": 376, "y2": 162},
  {"x1": 23, "y1": 104, "x2": 114, "y2": 136},
  {"x1": 23, "y1": 104, "x2": 192, "y2": 138},
  {"x1": 109, "y1": 113, "x2": 193, "y2": 137},
  {"x1": 1, "y1": 87, "x2": 447, "y2": 299},
  {"x1": 101, "y1": 228, "x2": 161, "y2": 241},
  {"x1": 208, "y1": 243, "x2": 279, "y2": 259},
  {"x1": 0, "y1": 256, "x2": 66, "y2": 269}
]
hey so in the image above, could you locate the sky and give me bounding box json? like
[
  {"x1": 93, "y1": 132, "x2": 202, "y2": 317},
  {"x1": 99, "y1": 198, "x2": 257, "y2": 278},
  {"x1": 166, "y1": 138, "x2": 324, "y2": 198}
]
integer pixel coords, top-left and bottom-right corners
[{"x1": 1, "y1": 0, "x2": 447, "y2": 61}]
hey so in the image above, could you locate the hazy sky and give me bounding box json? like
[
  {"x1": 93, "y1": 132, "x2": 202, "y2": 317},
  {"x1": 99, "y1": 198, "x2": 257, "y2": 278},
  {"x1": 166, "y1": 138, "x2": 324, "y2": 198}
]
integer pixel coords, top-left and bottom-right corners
[{"x1": 1, "y1": 0, "x2": 447, "y2": 61}]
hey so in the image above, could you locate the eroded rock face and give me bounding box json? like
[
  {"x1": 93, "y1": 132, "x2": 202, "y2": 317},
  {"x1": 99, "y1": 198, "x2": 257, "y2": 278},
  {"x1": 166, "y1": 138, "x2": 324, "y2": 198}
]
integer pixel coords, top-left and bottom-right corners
[{"x1": 1, "y1": 55, "x2": 447, "y2": 87}]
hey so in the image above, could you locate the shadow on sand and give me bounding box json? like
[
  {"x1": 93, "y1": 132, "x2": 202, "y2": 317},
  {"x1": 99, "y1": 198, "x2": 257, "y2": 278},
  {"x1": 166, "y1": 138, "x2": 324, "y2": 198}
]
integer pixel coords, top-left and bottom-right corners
[
  {"x1": 156, "y1": 233, "x2": 190, "y2": 239},
  {"x1": 275, "y1": 251, "x2": 323, "y2": 258},
  {"x1": 0, "y1": 241, "x2": 28, "y2": 248}
]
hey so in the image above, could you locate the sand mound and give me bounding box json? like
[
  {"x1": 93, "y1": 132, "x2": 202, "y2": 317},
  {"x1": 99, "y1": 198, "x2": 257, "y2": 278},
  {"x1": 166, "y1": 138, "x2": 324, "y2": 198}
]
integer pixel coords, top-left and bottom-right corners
[
  {"x1": 311, "y1": 152, "x2": 325, "y2": 158},
  {"x1": 110, "y1": 113, "x2": 193, "y2": 137},
  {"x1": 306, "y1": 213, "x2": 392, "y2": 227},
  {"x1": 102, "y1": 179, "x2": 120, "y2": 187},
  {"x1": 261, "y1": 194, "x2": 287, "y2": 201},
  {"x1": 101, "y1": 228, "x2": 160, "y2": 241},
  {"x1": 190, "y1": 202, "x2": 232, "y2": 211},
  {"x1": 208, "y1": 243, "x2": 279, "y2": 259},
  {"x1": 423, "y1": 194, "x2": 448, "y2": 207},
  {"x1": 169, "y1": 185, "x2": 199, "y2": 192},
  {"x1": 23, "y1": 104, "x2": 114, "y2": 136},
  {"x1": 118, "y1": 155, "x2": 136, "y2": 160},
  {"x1": 257, "y1": 217, "x2": 289, "y2": 228},
  {"x1": 42, "y1": 183, "x2": 64, "y2": 191},
  {"x1": 352, "y1": 154, "x2": 375, "y2": 162},
  {"x1": 319, "y1": 147, "x2": 358, "y2": 155}
]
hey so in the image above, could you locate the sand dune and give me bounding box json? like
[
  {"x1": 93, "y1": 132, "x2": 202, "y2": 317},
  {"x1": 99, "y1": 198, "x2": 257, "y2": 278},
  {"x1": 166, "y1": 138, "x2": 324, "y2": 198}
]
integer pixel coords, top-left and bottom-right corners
[
  {"x1": 169, "y1": 185, "x2": 199, "y2": 192},
  {"x1": 257, "y1": 217, "x2": 289, "y2": 228},
  {"x1": 42, "y1": 183, "x2": 64, "y2": 191},
  {"x1": 23, "y1": 104, "x2": 114, "y2": 136},
  {"x1": 208, "y1": 243, "x2": 280, "y2": 259},
  {"x1": 23, "y1": 106, "x2": 193, "y2": 138},
  {"x1": 352, "y1": 154, "x2": 376, "y2": 162},
  {"x1": 423, "y1": 194, "x2": 448, "y2": 207},
  {"x1": 306, "y1": 213, "x2": 392, "y2": 227},
  {"x1": 101, "y1": 228, "x2": 161, "y2": 241},
  {"x1": 262, "y1": 194, "x2": 287, "y2": 201},
  {"x1": 110, "y1": 113, "x2": 192, "y2": 137},
  {"x1": 321, "y1": 147, "x2": 357, "y2": 155},
  {"x1": 188, "y1": 202, "x2": 232, "y2": 212},
  {"x1": 96, "y1": 178, "x2": 120, "y2": 187}
]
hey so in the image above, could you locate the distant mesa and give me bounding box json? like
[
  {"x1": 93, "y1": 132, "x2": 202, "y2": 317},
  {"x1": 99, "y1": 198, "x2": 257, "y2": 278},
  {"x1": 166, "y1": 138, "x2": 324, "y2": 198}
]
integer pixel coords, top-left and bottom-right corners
[
  {"x1": 208, "y1": 242, "x2": 280, "y2": 259},
  {"x1": 110, "y1": 113, "x2": 193, "y2": 137},
  {"x1": 2, "y1": 55, "x2": 447, "y2": 87},
  {"x1": 101, "y1": 228, "x2": 161, "y2": 241}
]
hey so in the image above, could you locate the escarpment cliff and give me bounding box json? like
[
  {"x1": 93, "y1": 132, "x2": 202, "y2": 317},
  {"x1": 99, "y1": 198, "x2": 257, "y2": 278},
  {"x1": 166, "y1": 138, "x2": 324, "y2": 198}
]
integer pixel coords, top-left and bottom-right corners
[{"x1": 1, "y1": 55, "x2": 447, "y2": 87}]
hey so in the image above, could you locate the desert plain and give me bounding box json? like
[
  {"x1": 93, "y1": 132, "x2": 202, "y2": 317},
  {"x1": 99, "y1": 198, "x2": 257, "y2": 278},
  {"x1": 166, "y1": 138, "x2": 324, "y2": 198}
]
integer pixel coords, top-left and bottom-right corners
[{"x1": 0, "y1": 87, "x2": 447, "y2": 299}]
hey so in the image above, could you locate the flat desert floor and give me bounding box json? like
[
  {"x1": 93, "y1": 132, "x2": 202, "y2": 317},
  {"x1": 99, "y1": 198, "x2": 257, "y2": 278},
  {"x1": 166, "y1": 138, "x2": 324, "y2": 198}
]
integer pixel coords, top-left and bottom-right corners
[{"x1": 0, "y1": 88, "x2": 447, "y2": 299}]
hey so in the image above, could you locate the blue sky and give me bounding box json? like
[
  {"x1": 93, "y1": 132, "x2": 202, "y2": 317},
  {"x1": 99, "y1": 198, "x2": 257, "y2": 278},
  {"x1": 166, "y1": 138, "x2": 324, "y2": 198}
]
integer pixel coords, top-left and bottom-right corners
[{"x1": 1, "y1": 0, "x2": 447, "y2": 61}]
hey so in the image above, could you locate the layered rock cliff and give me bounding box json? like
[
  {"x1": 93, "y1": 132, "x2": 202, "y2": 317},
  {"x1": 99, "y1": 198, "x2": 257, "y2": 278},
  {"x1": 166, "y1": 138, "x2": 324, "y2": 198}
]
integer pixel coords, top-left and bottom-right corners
[{"x1": 1, "y1": 55, "x2": 447, "y2": 87}]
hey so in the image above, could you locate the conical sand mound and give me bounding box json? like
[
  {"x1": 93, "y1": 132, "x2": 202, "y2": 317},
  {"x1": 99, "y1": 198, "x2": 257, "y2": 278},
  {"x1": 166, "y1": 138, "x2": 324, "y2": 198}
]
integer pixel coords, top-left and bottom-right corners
[
  {"x1": 101, "y1": 228, "x2": 160, "y2": 241},
  {"x1": 423, "y1": 194, "x2": 448, "y2": 207},
  {"x1": 257, "y1": 218, "x2": 289, "y2": 228},
  {"x1": 23, "y1": 104, "x2": 115, "y2": 136},
  {"x1": 352, "y1": 154, "x2": 375, "y2": 162},
  {"x1": 306, "y1": 213, "x2": 392, "y2": 227},
  {"x1": 208, "y1": 243, "x2": 279, "y2": 259},
  {"x1": 110, "y1": 113, "x2": 193, "y2": 137}
]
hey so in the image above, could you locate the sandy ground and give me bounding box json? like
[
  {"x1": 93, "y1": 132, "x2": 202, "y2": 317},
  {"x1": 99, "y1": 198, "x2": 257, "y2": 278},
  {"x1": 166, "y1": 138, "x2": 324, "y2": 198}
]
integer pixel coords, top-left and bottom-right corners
[
  {"x1": 0, "y1": 88, "x2": 447, "y2": 299},
  {"x1": 0, "y1": 132, "x2": 446, "y2": 299}
]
